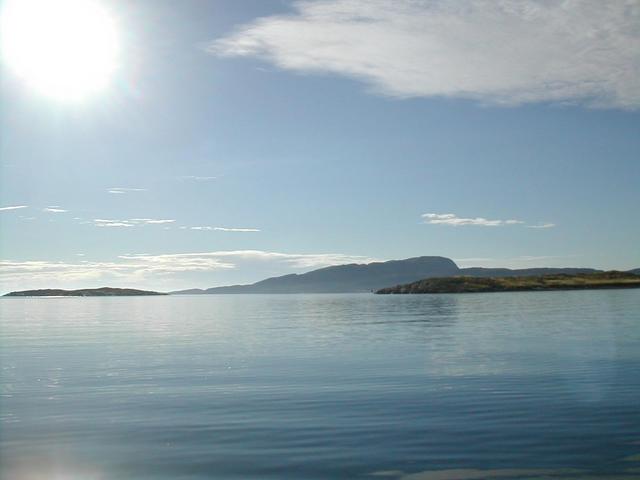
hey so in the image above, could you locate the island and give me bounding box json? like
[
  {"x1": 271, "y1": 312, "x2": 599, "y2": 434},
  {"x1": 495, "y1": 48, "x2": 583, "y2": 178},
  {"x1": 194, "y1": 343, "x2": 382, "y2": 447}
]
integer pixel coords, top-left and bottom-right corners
[
  {"x1": 3, "y1": 287, "x2": 167, "y2": 297},
  {"x1": 170, "y1": 255, "x2": 613, "y2": 295},
  {"x1": 376, "y1": 271, "x2": 640, "y2": 294}
]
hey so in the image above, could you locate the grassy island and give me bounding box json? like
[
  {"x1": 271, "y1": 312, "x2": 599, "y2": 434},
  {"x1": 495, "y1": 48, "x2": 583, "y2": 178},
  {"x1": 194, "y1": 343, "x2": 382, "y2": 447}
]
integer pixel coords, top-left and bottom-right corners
[
  {"x1": 3, "y1": 287, "x2": 167, "y2": 297},
  {"x1": 376, "y1": 271, "x2": 640, "y2": 294}
]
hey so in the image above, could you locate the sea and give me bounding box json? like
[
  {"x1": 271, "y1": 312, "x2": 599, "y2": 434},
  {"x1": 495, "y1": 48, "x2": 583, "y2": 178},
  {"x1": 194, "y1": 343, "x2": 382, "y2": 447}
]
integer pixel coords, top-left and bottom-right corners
[{"x1": 1, "y1": 290, "x2": 639, "y2": 480}]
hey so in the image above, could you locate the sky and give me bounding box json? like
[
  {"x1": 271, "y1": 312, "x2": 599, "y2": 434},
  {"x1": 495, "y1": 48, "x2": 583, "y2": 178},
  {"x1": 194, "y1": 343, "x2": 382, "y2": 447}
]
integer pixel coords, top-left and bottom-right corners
[{"x1": 1, "y1": 0, "x2": 639, "y2": 293}]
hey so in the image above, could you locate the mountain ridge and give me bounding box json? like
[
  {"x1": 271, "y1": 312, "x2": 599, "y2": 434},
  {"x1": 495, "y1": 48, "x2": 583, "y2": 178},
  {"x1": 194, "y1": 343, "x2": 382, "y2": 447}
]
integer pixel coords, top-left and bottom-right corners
[{"x1": 171, "y1": 256, "x2": 634, "y2": 294}]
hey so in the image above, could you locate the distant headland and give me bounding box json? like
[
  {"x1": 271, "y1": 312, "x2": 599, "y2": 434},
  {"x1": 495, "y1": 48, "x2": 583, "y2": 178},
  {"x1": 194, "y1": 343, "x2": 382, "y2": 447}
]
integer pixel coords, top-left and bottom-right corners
[
  {"x1": 170, "y1": 256, "x2": 640, "y2": 294},
  {"x1": 376, "y1": 271, "x2": 640, "y2": 294},
  {"x1": 3, "y1": 287, "x2": 167, "y2": 297},
  {"x1": 4, "y1": 257, "x2": 639, "y2": 296}
]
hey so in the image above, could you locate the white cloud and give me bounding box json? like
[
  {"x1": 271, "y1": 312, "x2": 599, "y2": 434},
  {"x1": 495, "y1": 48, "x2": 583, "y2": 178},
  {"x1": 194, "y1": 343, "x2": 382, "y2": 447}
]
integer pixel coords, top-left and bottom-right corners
[
  {"x1": 94, "y1": 221, "x2": 134, "y2": 228},
  {"x1": 0, "y1": 205, "x2": 27, "y2": 211},
  {"x1": 43, "y1": 207, "x2": 68, "y2": 213},
  {"x1": 130, "y1": 218, "x2": 176, "y2": 224},
  {"x1": 0, "y1": 250, "x2": 376, "y2": 290},
  {"x1": 179, "y1": 176, "x2": 217, "y2": 181},
  {"x1": 215, "y1": 227, "x2": 260, "y2": 232},
  {"x1": 190, "y1": 226, "x2": 260, "y2": 232},
  {"x1": 455, "y1": 254, "x2": 579, "y2": 269},
  {"x1": 210, "y1": 0, "x2": 640, "y2": 109},
  {"x1": 93, "y1": 218, "x2": 175, "y2": 227},
  {"x1": 527, "y1": 223, "x2": 556, "y2": 229},
  {"x1": 422, "y1": 213, "x2": 524, "y2": 227},
  {"x1": 118, "y1": 250, "x2": 375, "y2": 270},
  {"x1": 107, "y1": 187, "x2": 147, "y2": 194}
]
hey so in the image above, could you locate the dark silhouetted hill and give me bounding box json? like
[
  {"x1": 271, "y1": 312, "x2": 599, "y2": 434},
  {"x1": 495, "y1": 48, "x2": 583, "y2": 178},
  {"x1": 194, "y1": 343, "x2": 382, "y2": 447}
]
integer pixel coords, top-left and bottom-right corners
[
  {"x1": 172, "y1": 256, "x2": 460, "y2": 294},
  {"x1": 170, "y1": 256, "x2": 637, "y2": 295}
]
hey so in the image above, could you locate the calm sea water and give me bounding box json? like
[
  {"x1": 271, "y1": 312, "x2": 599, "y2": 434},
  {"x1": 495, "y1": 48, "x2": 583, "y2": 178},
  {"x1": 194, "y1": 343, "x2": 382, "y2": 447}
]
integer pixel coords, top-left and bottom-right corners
[{"x1": 1, "y1": 291, "x2": 639, "y2": 480}]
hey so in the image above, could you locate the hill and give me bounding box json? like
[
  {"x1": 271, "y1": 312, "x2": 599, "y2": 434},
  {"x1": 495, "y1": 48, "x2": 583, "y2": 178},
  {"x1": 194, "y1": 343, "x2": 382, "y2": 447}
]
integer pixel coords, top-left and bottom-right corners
[
  {"x1": 4, "y1": 287, "x2": 167, "y2": 297},
  {"x1": 172, "y1": 256, "x2": 460, "y2": 294},
  {"x1": 171, "y1": 256, "x2": 634, "y2": 294},
  {"x1": 376, "y1": 271, "x2": 640, "y2": 294}
]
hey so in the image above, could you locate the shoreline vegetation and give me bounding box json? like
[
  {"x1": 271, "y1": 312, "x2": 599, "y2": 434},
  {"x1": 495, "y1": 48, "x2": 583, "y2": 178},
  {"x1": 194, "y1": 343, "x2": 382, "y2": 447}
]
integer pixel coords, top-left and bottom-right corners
[
  {"x1": 375, "y1": 271, "x2": 640, "y2": 294},
  {"x1": 3, "y1": 287, "x2": 167, "y2": 297}
]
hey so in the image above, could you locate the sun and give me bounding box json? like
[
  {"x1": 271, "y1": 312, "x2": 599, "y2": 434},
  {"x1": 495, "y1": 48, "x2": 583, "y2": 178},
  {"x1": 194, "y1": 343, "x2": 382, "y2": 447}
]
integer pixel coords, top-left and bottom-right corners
[{"x1": 0, "y1": 0, "x2": 119, "y2": 102}]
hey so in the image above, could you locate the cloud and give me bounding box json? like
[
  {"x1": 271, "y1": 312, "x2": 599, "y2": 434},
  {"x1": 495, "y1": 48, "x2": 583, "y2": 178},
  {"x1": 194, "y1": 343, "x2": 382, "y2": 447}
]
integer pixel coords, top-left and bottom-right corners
[
  {"x1": 129, "y1": 218, "x2": 176, "y2": 224},
  {"x1": 107, "y1": 187, "x2": 147, "y2": 194},
  {"x1": 43, "y1": 207, "x2": 68, "y2": 213},
  {"x1": 210, "y1": 0, "x2": 640, "y2": 109},
  {"x1": 0, "y1": 250, "x2": 377, "y2": 289},
  {"x1": 422, "y1": 213, "x2": 525, "y2": 227},
  {"x1": 93, "y1": 218, "x2": 175, "y2": 227},
  {"x1": 94, "y1": 221, "x2": 134, "y2": 228},
  {"x1": 527, "y1": 223, "x2": 556, "y2": 229},
  {"x1": 179, "y1": 176, "x2": 217, "y2": 181},
  {"x1": 454, "y1": 254, "x2": 580, "y2": 269},
  {"x1": 119, "y1": 250, "x2": 375, "y2": 270},
  {"x1": 190, "y1": 226, "x2": 260, "y2": 232},
  {"x1": 0, "y1": 205, "x2": 27, "y2": 211}
]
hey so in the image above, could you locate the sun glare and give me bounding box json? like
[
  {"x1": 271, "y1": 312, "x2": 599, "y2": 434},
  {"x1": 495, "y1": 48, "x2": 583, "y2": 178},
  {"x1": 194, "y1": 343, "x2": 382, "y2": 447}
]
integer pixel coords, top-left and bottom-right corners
[{"x1": 0, "y1": 0, "x2": 119, "y2": 102}]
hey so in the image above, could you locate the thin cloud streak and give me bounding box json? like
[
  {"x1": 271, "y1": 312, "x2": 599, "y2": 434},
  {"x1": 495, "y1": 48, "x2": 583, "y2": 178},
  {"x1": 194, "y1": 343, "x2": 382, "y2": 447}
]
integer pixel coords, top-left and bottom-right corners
[
  {"x1": 93, "y1": 218, "x2": 175, "y2": 227},
  {"x1": 107, "y1": 187, "x2": 147, "y2": 194},
  {"x1": 0, "y1": 205, "x2": 27, "y2": 211},
  {"x1": 179, "y1": 176, "x2": 217, "y2": 181},
  {"x1": 423, "y1": 213, "x2": 525, "y2": 227},
  {"x1": 210, "y1": 0, "x2": 640, "y2": 109},
  {"x1": 422, "y1": 213, "x2": 555, "y2": 228},
  {"x1": 43, "y1": 207, "x2": 68, "y2": 213},
  {"x1": 188, "y1": 226, "x2": 260, "y2": 232},
  {"x1": 527, "y1": 223, "x2": 556, "y2": 229}
]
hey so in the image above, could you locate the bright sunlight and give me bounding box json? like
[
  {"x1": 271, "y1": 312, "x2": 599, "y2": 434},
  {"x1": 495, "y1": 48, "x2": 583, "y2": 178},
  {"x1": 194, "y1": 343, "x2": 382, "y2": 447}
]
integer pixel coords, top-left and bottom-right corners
[{"x1": 0, "y1": 0, "x2": 119, "y2": 102}]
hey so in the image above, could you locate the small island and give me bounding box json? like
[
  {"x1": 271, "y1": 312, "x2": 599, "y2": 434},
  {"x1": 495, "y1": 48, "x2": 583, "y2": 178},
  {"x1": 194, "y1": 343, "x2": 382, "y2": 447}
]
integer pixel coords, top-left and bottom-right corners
[
  {"x1": 3, "y1": 287, "x2": 167, "y2": 297},
  {"x1": 376, "y1": 271, "x2": 640, "y2": 294}
]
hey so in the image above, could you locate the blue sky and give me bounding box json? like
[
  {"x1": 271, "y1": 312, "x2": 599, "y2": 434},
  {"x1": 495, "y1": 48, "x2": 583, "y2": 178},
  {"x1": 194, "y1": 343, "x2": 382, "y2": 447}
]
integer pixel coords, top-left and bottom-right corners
[{"x1": 1, "y1": 0, "x2": 639, "y2": 292}]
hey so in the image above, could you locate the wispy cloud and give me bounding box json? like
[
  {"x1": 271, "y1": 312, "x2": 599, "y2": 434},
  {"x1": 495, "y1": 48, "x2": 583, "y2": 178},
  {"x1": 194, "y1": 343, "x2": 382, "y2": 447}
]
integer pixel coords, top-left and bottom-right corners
[
  {"x1": 178, "y1": 176, "x2": 217, "y2": 181},
  {"x1": 94, "y1": 220, "x2": 134, "y2": 228},
  {"x1": 455, "y1": 254, "x2": 580, "y2": 269},
  {"x1": 107, "y1": 187, "x2": 147, "y2": 194},
  {"x1": 119, "y1": 250, "x2": 375, "y2": 270},
  {"x1": 93, "y1": 218, "x2": 175, "y2": 227},
  {"x1": 422, "y1": 213, "x2": 525, "y2": 227},
  {"x1": 214, "y1": 227, "x2": 260, "y2": 232},
  {"x1": 210, "y1": 0, "x2": 640, "y2": 109},
  {"x1": 0, "y1": 250, "x2": 376, "y2": 289},
  {"x1": 527, "y1": 223, "x2": 556, "y2": 229},
  {"x1": 43, "y1": 207, "x2": 68, "y2": 213},
  {"x1": 0, "y1": 205, "x2": 27, "y2": 211},
  {"x1": 129, "y1": 218, "x2": 176, "y2": 225},
  {"x1": 189, "y1": 226, "x2": 260, "y2": 232}
]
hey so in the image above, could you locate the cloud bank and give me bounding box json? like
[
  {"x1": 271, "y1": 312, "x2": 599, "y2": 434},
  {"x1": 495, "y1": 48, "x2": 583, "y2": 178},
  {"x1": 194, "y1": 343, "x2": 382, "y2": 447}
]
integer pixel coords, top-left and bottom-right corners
[
  {"x1": 0, "y1": 250, "x2": 376, "y2": 290},
  {"x1": 210, "y1": 0, "x2": 640, "y2": 109}
]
